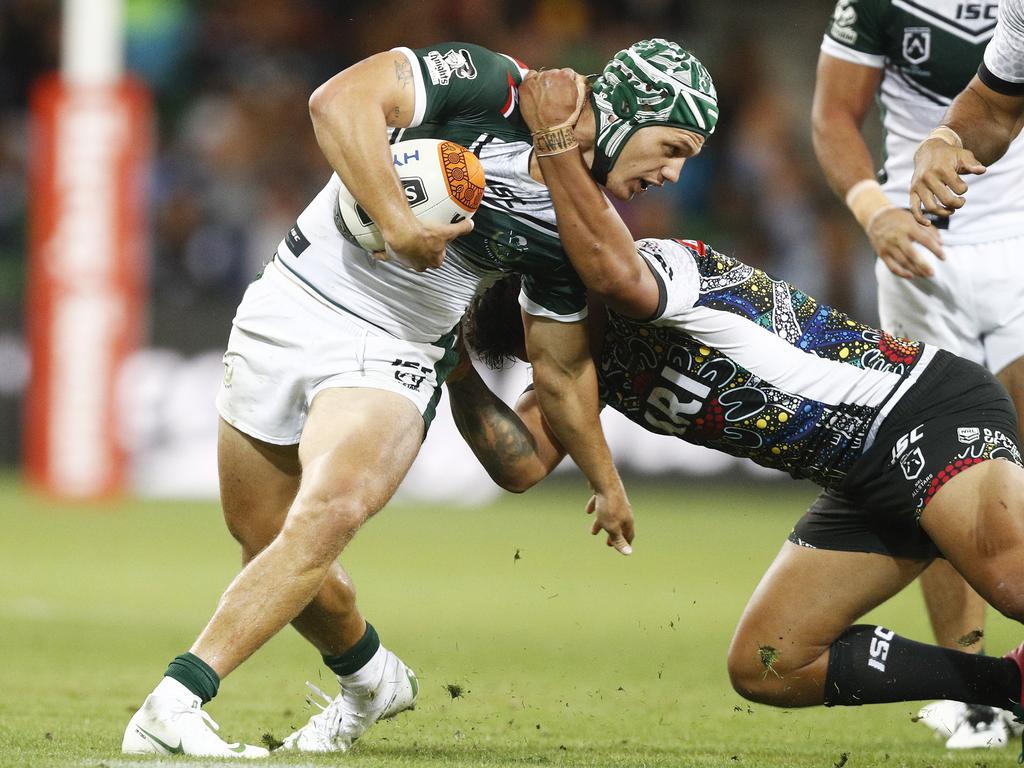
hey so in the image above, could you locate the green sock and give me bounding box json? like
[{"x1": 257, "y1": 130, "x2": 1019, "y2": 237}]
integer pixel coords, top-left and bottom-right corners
[
  {"x1": 165, "y1": 652, "x2": 220, "y2": 703},
  {"x1": 323, "y1": 623, "x2": 380, "y2": 676}
]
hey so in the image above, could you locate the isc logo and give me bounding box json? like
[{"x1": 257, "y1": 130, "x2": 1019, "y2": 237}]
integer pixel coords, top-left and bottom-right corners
[
  {"x1": 355, "y1": 178, "x2": 427, "y2": 226},
  {"x1": 890, "y1": 425, "x2": 923, "y2": 464},
  {"x1": 867, "y1": 626, "x2": 895, "y2": 672}
]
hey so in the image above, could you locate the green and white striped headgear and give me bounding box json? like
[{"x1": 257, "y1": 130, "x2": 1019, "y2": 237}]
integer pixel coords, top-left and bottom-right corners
[{"x1": 590, "y1": 39, "x2": 718, "y2": 184}]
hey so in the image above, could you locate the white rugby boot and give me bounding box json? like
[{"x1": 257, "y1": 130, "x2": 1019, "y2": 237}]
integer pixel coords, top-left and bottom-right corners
[
  {"x1": 281, "y1": 647, "x2": 418, "y2": 752},
  {"x1": 915, "y1": 699, "x2": 966, "y2": 739},
  {"x1": 122, "y1": 678, "x2": 268, "y2": 758},
  {"x1": 944, "y1": 704, "x2": 1009, "y2": 749}
]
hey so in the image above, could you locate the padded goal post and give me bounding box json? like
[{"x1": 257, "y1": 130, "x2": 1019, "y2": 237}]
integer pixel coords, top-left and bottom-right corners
[{"x1": 24, "y1": 1, "x2": 153, "y2": 499}]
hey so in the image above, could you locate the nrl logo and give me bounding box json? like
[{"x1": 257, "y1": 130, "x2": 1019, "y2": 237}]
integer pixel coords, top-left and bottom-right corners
[
  {"x1": 903, "y1": 27, "x2": 931, "y2": 65},
  {"x1": 957, "y1": 426, "x2": 980, "y2": 444}
]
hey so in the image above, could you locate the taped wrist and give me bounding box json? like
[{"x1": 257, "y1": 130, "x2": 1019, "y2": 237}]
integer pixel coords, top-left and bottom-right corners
[
  {"x1": 926, "y1": 125, "x2": 963, "y2": 149},
  {"x1": 845, "y1": 179, "x2": 895, "y2": 231},
  {"x1": 533, "y1": 125, "x2": 579, "y2": 157}
]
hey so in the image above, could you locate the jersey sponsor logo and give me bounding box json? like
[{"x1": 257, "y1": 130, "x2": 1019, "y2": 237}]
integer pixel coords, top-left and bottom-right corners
[
  {"x1": 902, "y1": 27, "x2": 931, "y2": 64},
  {"x1": 391, "y1": 359, "x2": 432, "y2": 391},
  {"x1": 829, "y1": 0, "x2": 858, "y2": 45},
  {"x1": 958, "y1": 426, "x2": 980, "y2": 444},
  {"x1": 423, "y1": 48, "x2": 478, "y2": 86},
  {"x1": 868, "y1": 626, "x2": 896, "y2": 672},
  {"x1": 955, "y1": 2, "x2": 998, "y2": 21},
  {"x1": 643, "y1": 366, "x2": 712, "y2": 436}
]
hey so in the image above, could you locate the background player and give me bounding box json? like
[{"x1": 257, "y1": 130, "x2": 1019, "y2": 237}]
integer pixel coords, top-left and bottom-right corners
[
  {"x1": 811, "y1": 0, "x2": 1024, "y2": 746},
  {"x1": 911, "y1": 0, "x2": 1024, "y2": 219},
  {"x1": 121, "y1": 40, "x2": 717, "y2": 757}
]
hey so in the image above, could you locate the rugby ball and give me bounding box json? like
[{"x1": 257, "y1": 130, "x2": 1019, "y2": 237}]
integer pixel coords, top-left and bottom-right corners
[{"x1": 335, "y1": 138, "x2": 485, "y2": 251}]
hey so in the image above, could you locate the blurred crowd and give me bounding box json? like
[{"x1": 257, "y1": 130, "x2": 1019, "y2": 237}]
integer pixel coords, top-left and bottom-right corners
[{"x1": 0, "y1": 0, "x2": 880, "y2": 465}]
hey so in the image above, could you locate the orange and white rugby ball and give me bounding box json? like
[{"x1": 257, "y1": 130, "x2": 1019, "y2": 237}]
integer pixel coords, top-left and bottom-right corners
[{"x1": 335, "y1": 138, "x2": 485, "y2": 252}]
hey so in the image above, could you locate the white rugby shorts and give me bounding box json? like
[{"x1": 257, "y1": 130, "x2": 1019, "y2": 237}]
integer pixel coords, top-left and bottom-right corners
[
  {"x1": 876, "y1": 234, "x2": 1024, "y2": 376},
  {"x1": 216, "y1": 259, "x2": 457, "y2": 445}
]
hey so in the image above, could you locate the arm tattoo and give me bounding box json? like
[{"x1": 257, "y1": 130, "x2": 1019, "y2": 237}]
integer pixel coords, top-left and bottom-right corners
[
  {"x1": 449, "y1": 376, "x2": 539, "y2": 482},
  {"x1": 395, "y1": 59, "x2": 413, "y2": 89}
]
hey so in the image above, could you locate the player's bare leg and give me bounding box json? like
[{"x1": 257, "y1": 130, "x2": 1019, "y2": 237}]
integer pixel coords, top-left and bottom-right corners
[
  {"x1": 218, "y1": 419, "x2": 366, "y2": 654},
  {"x1": 728, "y1": 523, "x2": 1022, "y2": 723},
  {"x1": 727, "y1": 542, "x2": 927, "y2": 706},
  {"x1": 193, "y1": 387, "x2": 421, "y2": 674},
  {"x1": 125, "y1": 389, "x2": 423, "y2": 757}
]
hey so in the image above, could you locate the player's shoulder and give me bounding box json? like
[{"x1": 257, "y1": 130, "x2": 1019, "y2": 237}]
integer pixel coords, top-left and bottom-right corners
[{"x1": 824, "y1": 0, "x2": 893, "y2": 53}]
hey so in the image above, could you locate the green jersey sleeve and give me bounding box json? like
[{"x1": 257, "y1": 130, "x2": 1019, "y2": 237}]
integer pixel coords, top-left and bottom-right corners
[
  {"x1": 823, "y1": 0, "x2": 889, "y2": 64},
  {"x1": 395, "y1": 43, "x2": 529, "y2": 128},
  {"x1": 518, "y1": 255, "x2": 588, "y2": 321}
]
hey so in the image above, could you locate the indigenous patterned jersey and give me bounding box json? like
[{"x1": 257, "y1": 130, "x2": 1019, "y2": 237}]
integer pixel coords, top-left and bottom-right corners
[
  {"x1": 822, "y1": 0, "x2": 1024, "y2": 244},
  {"x1": 274, "y1": 42, "x2": 587, "y2": 344},
  {"x1": 597, "y1": 239, "x2": 937, "y2": 488}
]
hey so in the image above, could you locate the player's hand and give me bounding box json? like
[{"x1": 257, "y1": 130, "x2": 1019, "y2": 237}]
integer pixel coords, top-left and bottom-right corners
[
  {"x1": 586, "y1": 489, "x2": 634, "y2": 555},
  {"x1": 375, "y1": 218, "x2": 474, "y2": 271},
  {"x1": 519, "y1": 68, "x2": 588, "y2": 134},
  {"x1": 867, "y1": 207, "x2": 944, "y2": 279},
  {"x1": 909, "y1": 138, "x2": 986, "y2": 225}
]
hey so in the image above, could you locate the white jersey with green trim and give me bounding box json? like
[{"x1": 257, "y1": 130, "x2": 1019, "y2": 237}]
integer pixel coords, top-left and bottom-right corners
[
  {"x1": 823, "y1": 0, "x2": 1024, "y2": 245},
  {"x1": 274, "y1": 42, "x2": 589, "y2": 344}
]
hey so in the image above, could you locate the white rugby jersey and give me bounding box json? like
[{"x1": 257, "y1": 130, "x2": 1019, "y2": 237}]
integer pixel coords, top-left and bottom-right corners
[
  {"x1": 274, "y1": 43, "x2": 589, "y2": 344},
  {"x1": 822, "y1": 0, "x2": 1024, "y2": 245}
]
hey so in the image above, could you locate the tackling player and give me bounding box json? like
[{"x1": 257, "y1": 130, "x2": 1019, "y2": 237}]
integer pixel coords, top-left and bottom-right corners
[
  {"x1": 121, "y1": 40, "x2": 718, "y2": 757},
  {"x1": 449, "y1": 174, "x2": 1024, "y2": 748},
  {"x1": 812, "y1": 0, "x2": 1024, "y2": 746}
]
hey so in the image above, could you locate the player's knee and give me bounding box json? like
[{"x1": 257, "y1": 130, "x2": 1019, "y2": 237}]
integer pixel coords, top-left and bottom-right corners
[
  {"x1": 727, "y1": 637, "x2": 777, "y2": 704},
  {"x1": 283, "y1": 492, "x2": 371, "y2": 564},
  {"x1": 222, "y1": 506, "x2": 281, "y2": 561}
]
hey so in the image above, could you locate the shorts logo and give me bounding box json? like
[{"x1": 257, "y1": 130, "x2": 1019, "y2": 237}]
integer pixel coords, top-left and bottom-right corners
[
  {"x1": 901, "y1": 447, "x2": 925, "y2": 480},
  {"x1": 392, "y1": 359, "x2": 432, "y2": 391},
  {"x1": 424, "y1": 48, "x2": 478, "y2": 86},
  {"x1": 903, "y1": 27, "x2": 931, "y2": 64},
  {"x1": 957, "y1": 426, "x2": 980, "y2": 444},
  {"x1": 890, "y1": 424, "x2": 924, "y2": 465}
]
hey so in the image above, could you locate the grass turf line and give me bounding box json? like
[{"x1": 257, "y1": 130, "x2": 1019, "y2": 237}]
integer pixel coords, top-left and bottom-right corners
[{"x1": 0, "y1": 474, "x2": 1019, "y2": 767}]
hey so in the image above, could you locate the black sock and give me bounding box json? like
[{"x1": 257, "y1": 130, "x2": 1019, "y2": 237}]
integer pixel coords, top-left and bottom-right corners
[
  {"x1": 165, "y1": 652, "x2": 220, "y2": 704},
  {"x1": 323, "y1": 622, "x2": 380, "y2": 677},
  {"x1": 824, "y1": 625, "x2": 1019, "y2": 710}
]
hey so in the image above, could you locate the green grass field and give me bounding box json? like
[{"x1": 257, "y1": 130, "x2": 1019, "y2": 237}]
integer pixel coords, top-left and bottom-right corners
[{"x1": 1, "y1": 473, "x2": 1021, "y2": 767}]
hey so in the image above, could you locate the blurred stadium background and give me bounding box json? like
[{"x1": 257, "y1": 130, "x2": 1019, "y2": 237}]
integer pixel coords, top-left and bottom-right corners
[
  {"x1": 6, "y1": 4, "x2": 1024, "y2": 766},
  {"x1": 0, "y1": 0, "x2": 883, "y2": 501}
]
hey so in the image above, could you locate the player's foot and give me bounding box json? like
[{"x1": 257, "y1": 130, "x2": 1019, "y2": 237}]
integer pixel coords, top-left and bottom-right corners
[
  {"x1": 944, "y1": 704, "x2": 1009, "y2": 749},
  {"x1": 915, "y1": 699, "x2": 966, "y2": 739},
  {"x1": 281, "y1": 648, "x2": 418, "y2": 752},
  {"x1": 122, "y1": 680, "x2": 268, "y2": 758}
]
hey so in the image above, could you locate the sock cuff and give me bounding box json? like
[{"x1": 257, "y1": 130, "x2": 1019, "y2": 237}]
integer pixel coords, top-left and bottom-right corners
[
  {"x1": 323, "y1": 622, "x2": 381, "y2": 676},
  {"x1": 165, "y1": 652, "x2": 220, "y2": 704}
]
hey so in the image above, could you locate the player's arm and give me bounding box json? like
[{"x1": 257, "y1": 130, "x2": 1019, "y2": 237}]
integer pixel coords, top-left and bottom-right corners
[
  {"x1": 447, "y1": 357, "x2": 566, "y2": 493},
  {"x1": 524, "y1": 314, "x2": 634, "y2": 555},
  {"x1": 811, "y1": 52, "x2": 943, "y2": 278},
  {"x1": 308, "y1": 51, "x2": 471, "y2": 270},
  {"x1": 518, "y1": 69, "x2": 660, "y2": 320},
  {"x1": 910, "y1": 77, "x2": 1024, "y2": 221}
]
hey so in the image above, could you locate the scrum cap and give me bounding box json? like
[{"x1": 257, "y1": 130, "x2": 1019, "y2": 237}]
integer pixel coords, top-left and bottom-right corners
[{"x1": 590, "y1": 39, "x2": 718, "y2": 183}]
